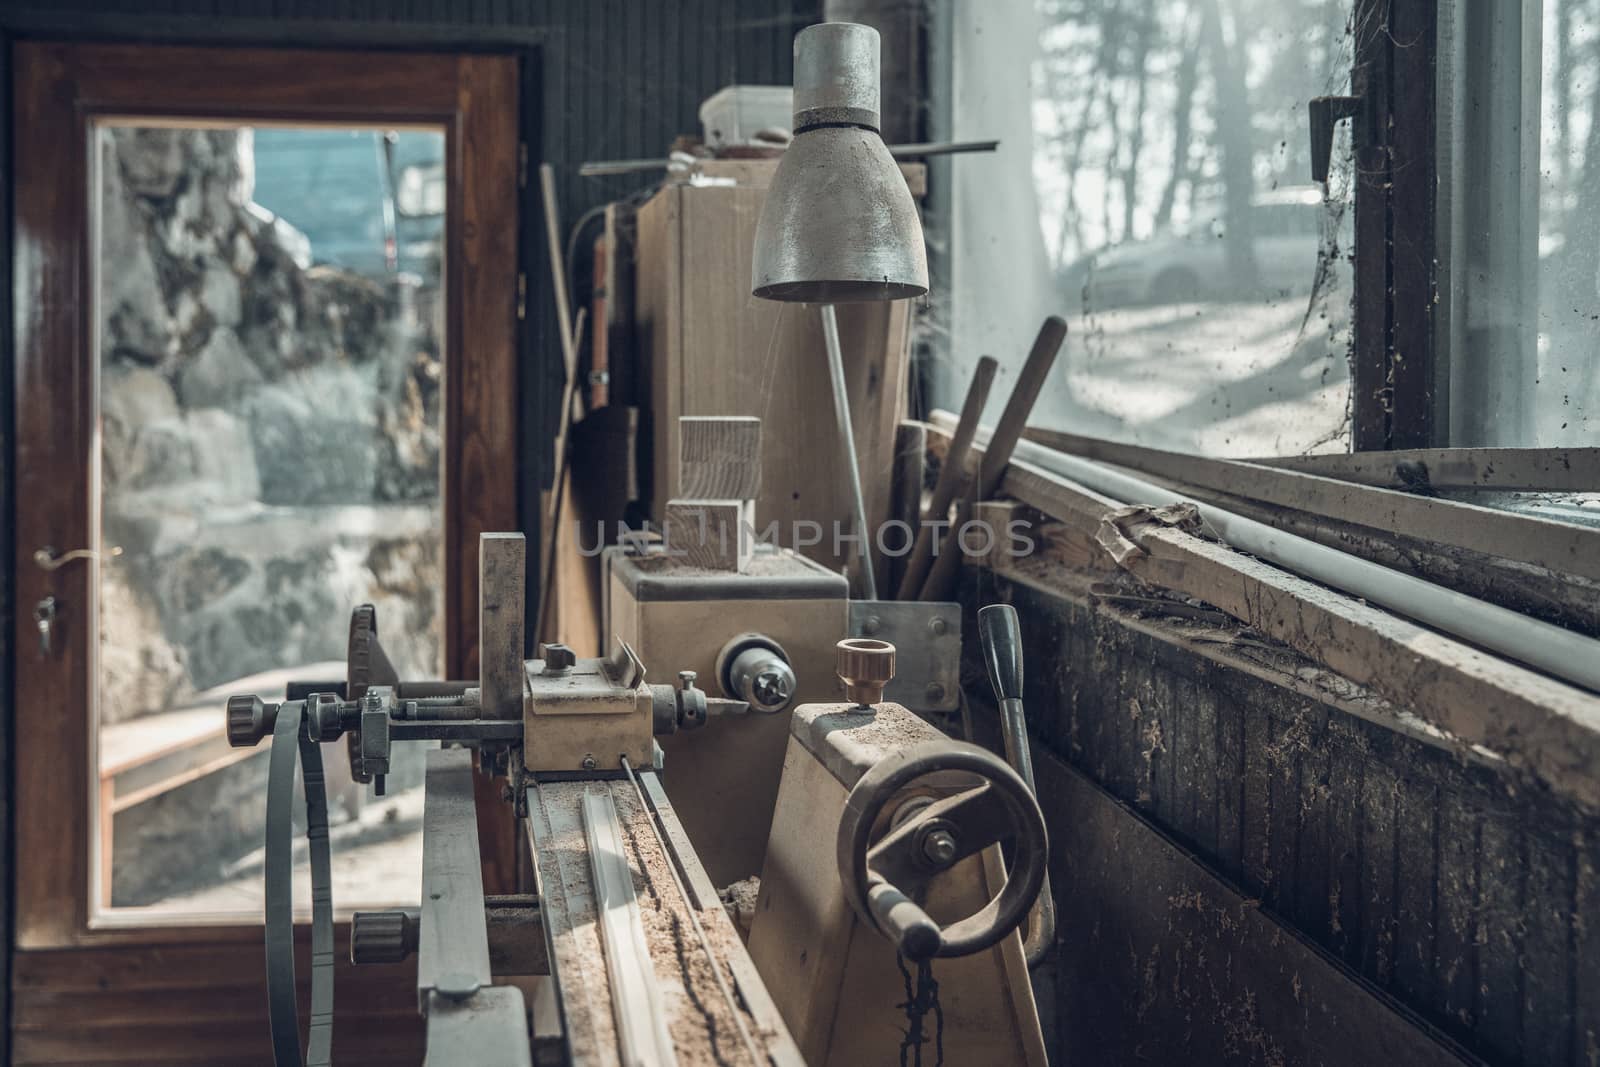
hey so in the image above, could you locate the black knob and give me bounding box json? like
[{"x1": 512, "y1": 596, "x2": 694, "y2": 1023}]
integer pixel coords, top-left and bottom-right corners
[
  {"x1": 226, "y1": 694, "x2": 277, "y2": 748},
  {"x1": 978, "y1": 604, "x2": 1024, "y2": 702},
  {"x1": 350, "y1": 908, "x2": 417, "y2": 965},
  {"x1": 539, "y1": 642, "x2": 576, "y2": 673}
]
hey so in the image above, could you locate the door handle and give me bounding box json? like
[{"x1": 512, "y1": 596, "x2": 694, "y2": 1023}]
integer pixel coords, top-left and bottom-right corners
[{"x1": 33, "y1": 545, "x2": 120, "y2": 571}]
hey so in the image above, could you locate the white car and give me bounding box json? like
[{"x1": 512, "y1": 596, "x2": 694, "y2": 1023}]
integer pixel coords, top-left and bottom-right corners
[{"x1": 1067, "y1": 186, "x2": 1326, "y2": 308}]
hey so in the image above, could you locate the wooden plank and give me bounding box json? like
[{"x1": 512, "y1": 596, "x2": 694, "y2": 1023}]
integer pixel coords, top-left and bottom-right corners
[
  {"x1": 1433, "y1": 792, "x2": 1479, "y2": 1031},
  {"x1": 1240, "y1": 704, "x2": 1274, "y2": 895},
  {"x1": 11, "y1": 938, "x2": 420, "y2": 1065},
  {"x1": 662, "y1": 498, "x2": 754, "y2": 572},
  {"x1": 1191, "y1": 679, "x2": 1219, "y2": 855},
  {"x1": 1475, "y1": 813, "x2": 1524, "y2": 1060},
  {"x1": 645, "y1": 178, "x2": 912, "y2": 579},
  {"x1": 479, "y1": 532, "x2": 527, "y2": 720},
  {"x1": 634, "y1": 185, "x2": 682, "y2": 518},
  {"x1": 1140, "y1": 474, "x2": 1600, "y2": 638},
  {"x1": 1253, "y1": 446, "x2": 1600, "y2": 493},
  {"x1": 1214, "y1": 694, "x2": 1244, "y2": 879},
  {"x1": 1294, "y1": 712, "x2": 1333, "y2": 943},
  {"x1": 1266, "y1": 709, "x2": 1303, "y2": 912},
  {"x1": 1038, "y1": 751, "x2": 1475, "y2": 1067},
  {"x1": 978, "y1": 449, "x2": 1600, "y2": 814},
  {"x1": 1575, "y1": 828, "x2": 1600, "y2": 1067},
  {"x1": 677, "y1": 415, "x2": 761, "y2": 499},
  {"x1": 1393, "y1": 776, "x2": 1440, "y2": 1004},
  {"x1": 1020, "y1": 425, "x2": 1600, "y2": 583},
  {"x1": 886, "y1": 419, "x2": 926, "y2": 596},
  {"x1": 1326, "y1": 735, "x2": 1365, "y2": 968},
  {"x1": 1358, "y1": 758, "x2": 1400, "y2": 988},
  {"x1": 1521, "y1": 828, "x2": 1576, "y2": 1066}
]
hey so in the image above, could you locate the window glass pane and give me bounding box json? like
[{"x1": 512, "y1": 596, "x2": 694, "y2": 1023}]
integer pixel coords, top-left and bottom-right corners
[
  {"x1": 1535, "y1": 0, "x2": 1599, "y2": 444},
  {"x1": 95, "y1": 124, "x2": 446, "y2": 918},
  {"x1": 1447, "y1": 0, "x2": 1599, "y2": 446},
  {"x1": 938, "y1": 1, "x2": 1355, "y2": 456}
]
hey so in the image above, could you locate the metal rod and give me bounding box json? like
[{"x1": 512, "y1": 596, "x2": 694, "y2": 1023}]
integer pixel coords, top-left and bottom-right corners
[
  {"x1": 936, "y1": 411, "x2": 1600, "y2": 696},
  {"x1": 886, "y1": 138, "x2": 1000, "y2": 158},
  {"x1": 820, "y1": 304, "x2": 878, "y2": 600},
  {"x1": 620, "y1": 757, "x2": 764, "y2": 1066},
  {"x1": 582, "y1": 790, "x2": 679, "y2": 1067}
]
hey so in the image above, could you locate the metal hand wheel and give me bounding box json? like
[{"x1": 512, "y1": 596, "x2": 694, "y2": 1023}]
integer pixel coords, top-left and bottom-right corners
[{"x1": 835, "y1": 739, "x2": 1048, "y2": 961}]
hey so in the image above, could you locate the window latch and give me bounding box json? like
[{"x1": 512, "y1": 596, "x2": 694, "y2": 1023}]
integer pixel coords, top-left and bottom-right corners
[{"x1": 1308, "y1": 95, "x2": 1364, "y2": 183}]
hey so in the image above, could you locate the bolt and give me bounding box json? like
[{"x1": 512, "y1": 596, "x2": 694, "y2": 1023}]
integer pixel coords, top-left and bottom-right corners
[
  {"x1": 435, "y1": 971, "x2": 481, "y2": 1001},
  {"x1": 929, "y1": 616, "x2": 948, "y2": 636},
  {"x1": 540, "y1": 642, "x2": 576, "y2": 673},
  {"x1": 925, "y1": 681, "x2": 947, "y2": 703},
  {"x1": 752, "y1": 669, "x2": 791, "y2": 708},
  {"x1": 679, "y1": 670, "x2": 697, "y2": 689},
  {"x1": 921, "y1": 829, "x2": 959, "y2": 867},
  {"x1": 862, "y1": 616, "x2": 881, "y2": 636},
  {"x1": 580, "y1": 754, "x2": 598, "y2": 771}
]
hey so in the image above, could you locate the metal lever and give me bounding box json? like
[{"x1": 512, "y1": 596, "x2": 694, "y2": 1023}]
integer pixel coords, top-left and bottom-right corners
[
  {"x1": 1308, "y1": 94, "x2": 1363, "y2": 183},
  {"x1": 977, "y1": 603, "x2": 1056, "y2": 967},
  {"x1": 34, "y1": 545, "x2": 121, "y2": 571}
]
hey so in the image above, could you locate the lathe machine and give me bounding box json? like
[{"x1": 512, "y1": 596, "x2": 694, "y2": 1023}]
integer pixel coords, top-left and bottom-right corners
[{"x1": 224, "y1": 526, "x2": 1052, "y2": 1065}]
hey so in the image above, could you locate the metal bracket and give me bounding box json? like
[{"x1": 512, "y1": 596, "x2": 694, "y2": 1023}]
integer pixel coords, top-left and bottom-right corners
[
  {"x1": 1309, "y1": 93, "x2": 1365, "y2": 182},
  {"x1": 849, "y1": 600, "x2": 961, "y2": 712}
]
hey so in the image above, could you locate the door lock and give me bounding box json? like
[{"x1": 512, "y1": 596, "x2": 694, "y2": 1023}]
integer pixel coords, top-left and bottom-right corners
[{"x1": 34, "y1": 596, "x2": 56, "y2": 657}]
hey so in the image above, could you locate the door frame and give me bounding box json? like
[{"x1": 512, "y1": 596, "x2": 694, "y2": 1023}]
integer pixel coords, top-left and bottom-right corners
[{"x1": 11, "y1": 41, "x2": 520, "y2": 951}]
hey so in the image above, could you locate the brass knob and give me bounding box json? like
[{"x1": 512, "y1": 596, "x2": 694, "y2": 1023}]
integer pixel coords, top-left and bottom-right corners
[{"x1": 837, "y1": 638, "x2": 895, "y2": 707}]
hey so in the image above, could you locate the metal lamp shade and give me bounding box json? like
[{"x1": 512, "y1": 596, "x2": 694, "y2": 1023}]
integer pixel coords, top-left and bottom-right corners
[
  {"x1": 751, "y1": 22, "x2": 929, "y2": 303},
  {"x1": 751, "y1": 127, "x2": 928, "y2": 303}
]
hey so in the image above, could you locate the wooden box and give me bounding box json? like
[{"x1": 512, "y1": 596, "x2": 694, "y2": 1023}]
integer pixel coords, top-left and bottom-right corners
[{"x1": 634, "y1": 158, "x2": 923, "y2": 580}]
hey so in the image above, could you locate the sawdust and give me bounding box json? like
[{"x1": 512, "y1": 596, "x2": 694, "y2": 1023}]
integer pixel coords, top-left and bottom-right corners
[
  {"x1": 529, "y1": 783, "x2": 616, "y2": 1067},
  {"x1": 534, "y1": 780, "x2": 779, "y2": 1066},
  {"x1": 719, "y1": 877, "x2": 761, "y2": 940}
]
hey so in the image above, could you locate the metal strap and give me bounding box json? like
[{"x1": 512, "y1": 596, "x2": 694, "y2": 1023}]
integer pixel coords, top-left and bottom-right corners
[
  {"x1": 264, "y1": 701, "x2": 336, "y2": 1067},
  {"x1": 302, "y1": 730, "x2": 335, "y2": 1066}
]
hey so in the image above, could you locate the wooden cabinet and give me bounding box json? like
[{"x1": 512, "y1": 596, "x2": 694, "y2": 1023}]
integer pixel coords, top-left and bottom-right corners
[{"x1": 634, "y1": 159, "x2": 923, "y2": 582}]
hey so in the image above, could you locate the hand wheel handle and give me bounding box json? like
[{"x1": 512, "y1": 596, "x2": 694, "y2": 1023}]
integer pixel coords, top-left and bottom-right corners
[{"x1": 835, "y1": 739, "x2": 1048, "y2": 961}]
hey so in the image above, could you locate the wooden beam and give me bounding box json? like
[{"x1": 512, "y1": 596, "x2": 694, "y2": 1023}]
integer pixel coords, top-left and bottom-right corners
[
  {"x1": 479, "y1": 533, "x2": 527, "y2": 721},
  {"x1": 678, "y1": 415, "x2": 762, "y2": 500},
  {"x1": 1021, "y1": 425, "x2": 1600, "y2": 583},
  {"x1": 926, "y1": 421, "x2": 1600, "y2": 812},
  {"x1": 1250, "y1": 445, "x2": 1600, "y2": 492}
]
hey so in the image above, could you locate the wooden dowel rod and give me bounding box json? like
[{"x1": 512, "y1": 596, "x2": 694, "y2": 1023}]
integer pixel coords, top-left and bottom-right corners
[
  {"x1": 895, "y1": 356, "x2": 996, "y2": 600},
  {"x1": 975, "y1": 316, "x2": 1068, "y2": 502}
]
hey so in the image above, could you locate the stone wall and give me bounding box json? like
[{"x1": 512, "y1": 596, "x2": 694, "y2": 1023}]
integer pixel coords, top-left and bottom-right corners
[{"x1": 98, "y1": 126, "x2": 444, "y2": 721}]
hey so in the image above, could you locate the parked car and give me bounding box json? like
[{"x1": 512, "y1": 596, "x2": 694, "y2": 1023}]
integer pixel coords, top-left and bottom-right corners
[
  {"x1": 1064, "y1": 185, "x2": 1325, "y2": 308},
  {"x1": 250, "y1": 128, "x2": 443, "y2": 280}
]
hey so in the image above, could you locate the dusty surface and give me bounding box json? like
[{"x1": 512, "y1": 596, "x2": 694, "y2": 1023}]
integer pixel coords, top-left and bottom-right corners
[
  {"x1": 532, "y1": 780, "x2": 783, "y2": 1066},
  {"x1": 794, "y1": 702, "x2": 947, "y2": 788},
  {"x1": 718, "y1": 877, "x2": 760, "y2": 940}
]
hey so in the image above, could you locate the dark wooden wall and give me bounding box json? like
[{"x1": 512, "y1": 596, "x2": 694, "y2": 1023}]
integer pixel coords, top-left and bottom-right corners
[
  {"x1": 963, "y1": 571, "x2": 1597, "y2": 1067},
  {"x1": 0, "y1": 2, "x2": 816, "y2": 1059}
]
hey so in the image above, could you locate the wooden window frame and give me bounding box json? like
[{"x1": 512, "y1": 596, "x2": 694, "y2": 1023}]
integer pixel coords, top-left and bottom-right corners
[
  {"x1": 11, "y1": 41, "x2": 519, "y2": 951},
  {"x1": 1349, "y1": 0, "x2": 1442, "y2": 450}
]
